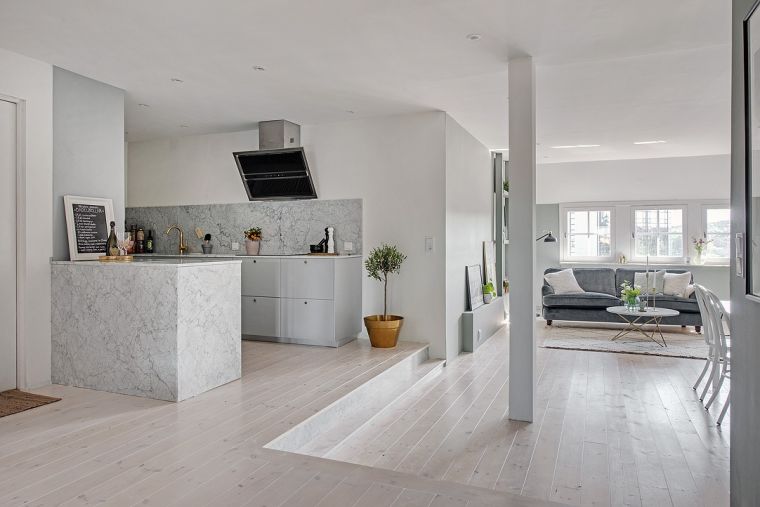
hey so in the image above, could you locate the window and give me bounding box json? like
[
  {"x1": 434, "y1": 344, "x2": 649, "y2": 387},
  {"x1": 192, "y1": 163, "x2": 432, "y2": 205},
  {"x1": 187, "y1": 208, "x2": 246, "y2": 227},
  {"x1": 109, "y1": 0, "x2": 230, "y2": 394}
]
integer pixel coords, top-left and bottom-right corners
[
  {"x1": 633, "y1": 207, "x2": 685, "y2": 260},
  {"x1": 703, "y1": 208, "x2": 731, "y2": 260},
  {"x1": 564, "y1": 209, "x2": 612, "y2": 260}
]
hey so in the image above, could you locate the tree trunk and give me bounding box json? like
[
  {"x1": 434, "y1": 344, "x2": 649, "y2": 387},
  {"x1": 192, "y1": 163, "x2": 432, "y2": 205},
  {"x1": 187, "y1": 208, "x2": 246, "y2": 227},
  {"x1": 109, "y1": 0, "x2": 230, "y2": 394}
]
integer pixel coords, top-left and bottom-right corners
[{"x1": 383, "y1": 274, "x2": 388, "y2": 318}]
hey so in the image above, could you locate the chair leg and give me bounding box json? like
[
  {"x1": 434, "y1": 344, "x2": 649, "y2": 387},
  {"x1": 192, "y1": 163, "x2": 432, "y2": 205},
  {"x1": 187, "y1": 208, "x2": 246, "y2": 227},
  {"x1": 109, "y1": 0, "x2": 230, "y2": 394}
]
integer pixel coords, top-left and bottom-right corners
[
  {"x1": 717, "y1": 392, "x2": 730, "y2": 426},
  {"x1": 693, "y1": 358, "x2": 711, "y2": 391},
  {"x1": 705, "y1": 373, "x2": 726, "y2": 410},
  {"x1": 700, "y1": 358, "x2": 719, "y2": 402}
]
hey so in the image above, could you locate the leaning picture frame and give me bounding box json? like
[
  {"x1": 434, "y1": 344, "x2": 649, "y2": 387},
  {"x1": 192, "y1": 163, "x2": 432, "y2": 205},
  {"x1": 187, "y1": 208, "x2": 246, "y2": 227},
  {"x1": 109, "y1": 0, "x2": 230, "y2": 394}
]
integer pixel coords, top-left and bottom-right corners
[
  {"x1": 466, "y1": 264, "x2": 484, "y2": 311},
  {"x1": 63, "y1": 195, "x2": 115, "y2": 261}
]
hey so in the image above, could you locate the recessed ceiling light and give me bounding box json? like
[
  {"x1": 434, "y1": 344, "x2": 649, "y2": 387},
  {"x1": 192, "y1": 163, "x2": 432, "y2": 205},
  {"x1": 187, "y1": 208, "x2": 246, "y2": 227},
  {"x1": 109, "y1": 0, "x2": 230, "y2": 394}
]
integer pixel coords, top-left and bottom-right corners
[
  {"x1": 170, "y1": 77, "x2": 184, "y2": 83},
  {"x1": 466, "y1": 33, "x2": 482, "y2": 41},
  {"x1": 180, "y1": 125, "x2": 189, "y2": 128},
  {"x1": 633, "y1": 140, "x2": 667, "y2": 145},
  {"x1": 551, "y1": 144, "x2": 600, "y2": 149},
  {"x1": 252, "y1": 65, "x2": 266, "y2": 71},
  {"x1": 138, "y1": 103, "x2": 150, "y2": 108}
]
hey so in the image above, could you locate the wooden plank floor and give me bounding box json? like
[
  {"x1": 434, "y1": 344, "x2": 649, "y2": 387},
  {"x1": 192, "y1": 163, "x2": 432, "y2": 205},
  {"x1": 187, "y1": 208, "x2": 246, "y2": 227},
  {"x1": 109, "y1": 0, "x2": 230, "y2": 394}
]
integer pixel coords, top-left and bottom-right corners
[
  {"x1": 322, "y1": 325, "x2": 730, "y2": 507},
  {"x1": 0, "y1": 338, "x2": 551, "y2": 507}
]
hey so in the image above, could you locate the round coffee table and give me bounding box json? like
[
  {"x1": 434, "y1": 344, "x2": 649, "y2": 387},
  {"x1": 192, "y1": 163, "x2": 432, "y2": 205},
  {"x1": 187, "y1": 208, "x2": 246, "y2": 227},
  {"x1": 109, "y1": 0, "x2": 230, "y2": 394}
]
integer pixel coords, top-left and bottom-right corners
[{"x1": 605, "y1": 306, "x2": 679, "y2": 347}]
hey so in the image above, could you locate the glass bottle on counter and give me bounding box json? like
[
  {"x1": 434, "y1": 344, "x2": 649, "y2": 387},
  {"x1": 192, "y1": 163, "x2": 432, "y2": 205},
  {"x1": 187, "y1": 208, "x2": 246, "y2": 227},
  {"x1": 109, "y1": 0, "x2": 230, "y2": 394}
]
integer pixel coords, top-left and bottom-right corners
[
  {"x1": 106, "y1": 221, "x2": 119, "y2": 257},
  {"x1": 145, "y1": 229, "x2": 154, "y2": 253},
  {"x1": 136, "y1": 228, "x2": 145, "y2": 254}
]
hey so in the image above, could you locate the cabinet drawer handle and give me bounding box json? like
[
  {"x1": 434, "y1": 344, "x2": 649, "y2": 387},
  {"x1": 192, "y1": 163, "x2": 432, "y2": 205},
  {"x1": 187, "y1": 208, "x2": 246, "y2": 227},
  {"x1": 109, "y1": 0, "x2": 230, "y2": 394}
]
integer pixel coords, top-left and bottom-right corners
[
  {"x1": 304, "y1": 301, "x2": 308, "y2": 304},
  {"x1": 303, "y1": 260, "x2": 307, "y2": 264},
  {"x1": 253, "y1": 298, "x2": 257, "y2": 302},
  {"x1": 253, "y1": 259, "x2": 257, "y2": 263}
]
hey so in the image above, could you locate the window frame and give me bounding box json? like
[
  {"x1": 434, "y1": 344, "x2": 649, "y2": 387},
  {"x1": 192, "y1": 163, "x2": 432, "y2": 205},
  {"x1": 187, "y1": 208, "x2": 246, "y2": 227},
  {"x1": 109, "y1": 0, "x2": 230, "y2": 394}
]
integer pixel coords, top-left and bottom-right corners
[
  {"x1": 560, "y1": 206, "x2": 616, "y2": 263},
  {"x1": 630, "y1": 205, "x2": 688, "y2": 263},
  {"x1": 701, "y1": 205, "x2": 731, "y2": 263}
]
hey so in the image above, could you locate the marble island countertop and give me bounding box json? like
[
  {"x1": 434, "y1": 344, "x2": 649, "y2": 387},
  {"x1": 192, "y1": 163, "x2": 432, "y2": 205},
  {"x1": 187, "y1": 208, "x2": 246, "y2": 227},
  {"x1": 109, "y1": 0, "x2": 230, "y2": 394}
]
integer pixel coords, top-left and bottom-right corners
[
  {"x1": 51, "y1": 257, "x2": 243, "y2": 266},
  {"x1": 132, "y1": 253, "x2": 363, "y2": 260}
]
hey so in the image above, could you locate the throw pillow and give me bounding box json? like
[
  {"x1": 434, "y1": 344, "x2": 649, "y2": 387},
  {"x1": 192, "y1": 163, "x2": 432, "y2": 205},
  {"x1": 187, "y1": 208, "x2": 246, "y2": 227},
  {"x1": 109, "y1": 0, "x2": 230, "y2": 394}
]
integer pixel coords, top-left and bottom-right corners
[
  {"x1": 663, "y1": 272, "x2": 692, "y2": 297},
  {"x1": 544, "y1": 269, "x2": 584, "y2": 294},
  {"x1": 634, "y1": 270, "x2": 666, "y2": 294}
]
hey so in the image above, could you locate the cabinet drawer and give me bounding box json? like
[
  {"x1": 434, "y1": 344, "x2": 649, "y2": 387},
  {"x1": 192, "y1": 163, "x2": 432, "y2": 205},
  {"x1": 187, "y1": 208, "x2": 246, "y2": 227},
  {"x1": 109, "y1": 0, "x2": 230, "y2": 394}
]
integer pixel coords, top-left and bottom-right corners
[
  {"x1": 280, "y1": 258, "x2": 334, "y2": 300},
  {"x1": 280, "y1": 298, "x2": 335, "y2": 346},
  {"x1": 241, "y1": 258, "x2": 280, "y2": 297},
  {"x1": 242, "y1": 296, "x2": 280, "y2": 338}
]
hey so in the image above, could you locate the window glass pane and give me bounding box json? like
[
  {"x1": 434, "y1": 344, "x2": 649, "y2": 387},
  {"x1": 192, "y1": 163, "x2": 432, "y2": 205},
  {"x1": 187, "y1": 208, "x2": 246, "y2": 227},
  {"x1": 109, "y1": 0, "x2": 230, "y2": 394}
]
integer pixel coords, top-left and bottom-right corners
[
  {"x1": 634, "y1": 208, "x2": 683, "y2": 258},
  {"x1": 705, "y1": 208, "x2": 730, "y2": 258},
  {"x1": 566, "y1": 210, "x2": 611, "y2": 258}
]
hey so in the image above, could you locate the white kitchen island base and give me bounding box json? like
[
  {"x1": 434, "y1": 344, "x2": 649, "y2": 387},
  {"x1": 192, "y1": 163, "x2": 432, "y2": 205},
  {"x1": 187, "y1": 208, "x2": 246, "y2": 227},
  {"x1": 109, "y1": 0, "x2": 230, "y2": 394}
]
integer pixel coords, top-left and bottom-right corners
[{"x1": 51, "y1": 258, "x2": 242, "y2": 402}]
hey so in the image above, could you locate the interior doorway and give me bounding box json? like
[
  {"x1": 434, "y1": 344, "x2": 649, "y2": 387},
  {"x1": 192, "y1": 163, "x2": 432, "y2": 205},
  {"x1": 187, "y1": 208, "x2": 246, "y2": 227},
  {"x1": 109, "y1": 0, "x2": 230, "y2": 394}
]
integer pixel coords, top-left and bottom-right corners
[{"x1": 0, "y1": 98, "x2": 17, "y2": 391}]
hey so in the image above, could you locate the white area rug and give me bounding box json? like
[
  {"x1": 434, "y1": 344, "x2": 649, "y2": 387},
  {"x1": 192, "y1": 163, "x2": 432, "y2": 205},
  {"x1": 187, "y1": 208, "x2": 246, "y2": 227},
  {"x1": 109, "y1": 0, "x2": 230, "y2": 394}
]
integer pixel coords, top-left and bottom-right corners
[{"x1": 539, "y1": 322, "x2": 708, "y2": 359}]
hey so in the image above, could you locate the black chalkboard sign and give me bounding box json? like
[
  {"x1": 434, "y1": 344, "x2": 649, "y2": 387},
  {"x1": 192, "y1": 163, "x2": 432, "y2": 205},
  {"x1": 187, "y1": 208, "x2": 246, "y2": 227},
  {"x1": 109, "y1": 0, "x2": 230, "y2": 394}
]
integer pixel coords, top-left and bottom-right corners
[
  {"x1": 72, "y1": 203, "x2": 108, "y2": 253},
  {"x1": 64, "y1": 196, "x2": 115, "y2": 260}
]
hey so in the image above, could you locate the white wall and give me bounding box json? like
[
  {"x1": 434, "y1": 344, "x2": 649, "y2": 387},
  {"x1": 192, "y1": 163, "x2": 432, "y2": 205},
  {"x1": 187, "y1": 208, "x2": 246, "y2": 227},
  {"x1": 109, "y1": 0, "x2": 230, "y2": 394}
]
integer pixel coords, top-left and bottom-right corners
[
  {"x1": 53, "y1": 67, "x2": 125, "y2": 260},
  {"x1": 444, "y1": 116, "x2": 493, "y2": 360},
  {"x1": 303, "y1": 112, "x2": 448, "y2": 358},
  {"x1": 0, "y1": 48, "x2": 53, "y2": 388},
  {"x1": 537, "y1": 154, "x2": 730, "y2": 204},
  {"x1": 128, "y1": 112, "x2": 451, "y2": 358},
  {"x1": 128, "y1": 130, "x2": 256, "y2": 206}
]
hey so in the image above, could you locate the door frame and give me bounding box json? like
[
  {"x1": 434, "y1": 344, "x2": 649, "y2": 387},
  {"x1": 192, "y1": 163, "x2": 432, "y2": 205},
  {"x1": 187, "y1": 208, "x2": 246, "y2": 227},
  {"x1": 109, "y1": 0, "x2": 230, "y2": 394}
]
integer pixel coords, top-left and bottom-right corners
[{"x1": 0, "y1": 93, "x2": 27, "y2": 390}]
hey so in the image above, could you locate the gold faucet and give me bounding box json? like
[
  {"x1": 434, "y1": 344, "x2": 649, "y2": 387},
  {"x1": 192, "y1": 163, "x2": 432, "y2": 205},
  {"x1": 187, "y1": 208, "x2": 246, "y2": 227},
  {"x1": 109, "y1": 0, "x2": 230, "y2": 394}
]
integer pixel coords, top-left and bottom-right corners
[{"x1": 165, "y1": 225, "x2": 188, "y2": 255}]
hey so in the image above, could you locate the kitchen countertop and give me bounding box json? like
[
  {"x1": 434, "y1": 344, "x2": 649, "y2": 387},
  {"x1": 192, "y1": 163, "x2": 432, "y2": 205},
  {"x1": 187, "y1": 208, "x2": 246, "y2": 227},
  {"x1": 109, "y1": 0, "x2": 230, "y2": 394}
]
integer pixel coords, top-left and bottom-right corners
[
  {"x1": 51, "y1": 257, "x2": 242, "y2": 266},
  {"x1": 132, "y1": 253, "x2": 363, "y2": 259}
]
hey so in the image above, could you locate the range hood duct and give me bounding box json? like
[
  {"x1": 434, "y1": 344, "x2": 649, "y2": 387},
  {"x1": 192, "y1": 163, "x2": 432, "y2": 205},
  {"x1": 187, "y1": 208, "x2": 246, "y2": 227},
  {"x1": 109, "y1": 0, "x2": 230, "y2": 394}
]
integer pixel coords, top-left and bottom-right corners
[{"x1": 233, "y1": 120, "x2": 317, "y2": 200}]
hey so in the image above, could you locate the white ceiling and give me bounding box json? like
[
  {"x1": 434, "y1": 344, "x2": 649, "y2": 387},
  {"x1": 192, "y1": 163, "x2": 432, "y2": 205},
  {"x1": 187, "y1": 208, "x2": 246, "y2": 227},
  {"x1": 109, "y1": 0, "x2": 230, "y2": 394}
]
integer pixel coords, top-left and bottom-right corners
[{"x1": 0, "y1": 0, "x2": 731, "y2": 162}]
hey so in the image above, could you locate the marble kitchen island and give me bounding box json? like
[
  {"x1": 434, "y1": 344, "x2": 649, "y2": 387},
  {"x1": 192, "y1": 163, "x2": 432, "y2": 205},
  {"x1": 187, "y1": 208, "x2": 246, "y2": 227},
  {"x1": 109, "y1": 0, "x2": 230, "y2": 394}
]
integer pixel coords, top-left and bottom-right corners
[{"x1": 51, "y1": 258, "x2": 242, "y2": 401}]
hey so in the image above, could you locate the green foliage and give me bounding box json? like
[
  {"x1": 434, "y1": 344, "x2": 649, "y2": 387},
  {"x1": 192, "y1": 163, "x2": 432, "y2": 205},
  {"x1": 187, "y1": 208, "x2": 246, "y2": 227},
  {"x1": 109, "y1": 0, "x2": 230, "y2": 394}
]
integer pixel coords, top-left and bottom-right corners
[
  {"x1": 483, "y1": 282, "x2": 496, "y2": 296},
  {"x1": 244, "y1": 227, "x2": 262, "y2": 240},
  {"x1": 503, "y1": 180, "x2": 509, "y2": 192},
  {"x1": 619, "y1": 280, "x2": 641, "y2": 299},
  {"x1": 365, "y1": 244, "x2": 407, "y2": 316}
]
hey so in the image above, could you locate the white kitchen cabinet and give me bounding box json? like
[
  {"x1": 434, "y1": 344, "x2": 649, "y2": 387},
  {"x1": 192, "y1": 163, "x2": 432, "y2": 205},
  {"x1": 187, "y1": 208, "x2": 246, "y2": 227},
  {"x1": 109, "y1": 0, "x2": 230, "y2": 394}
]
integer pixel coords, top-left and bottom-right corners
[
  {"x1": 241, "y1": 296, "x2": 280, "y2": 338},
  {"x1": 241, "y1": 257, "x2": 280, "y2": 297},
  {"x1": 240, "y1": 255, "x2": 361, "y2": 347},
  {"x1": 280, "y1": 258, "x2": 334, "y2": 300},
  {"x1": 279, "y1": 298, "x2": 335, "y2": 346}
]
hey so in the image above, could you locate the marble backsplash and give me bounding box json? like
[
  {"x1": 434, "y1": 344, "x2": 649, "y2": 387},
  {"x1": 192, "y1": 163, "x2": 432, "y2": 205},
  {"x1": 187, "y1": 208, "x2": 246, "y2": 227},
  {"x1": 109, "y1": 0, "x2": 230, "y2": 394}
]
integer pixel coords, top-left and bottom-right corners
[{"x1": 125, "y1": 199, "x2": 362, "y2": 255}]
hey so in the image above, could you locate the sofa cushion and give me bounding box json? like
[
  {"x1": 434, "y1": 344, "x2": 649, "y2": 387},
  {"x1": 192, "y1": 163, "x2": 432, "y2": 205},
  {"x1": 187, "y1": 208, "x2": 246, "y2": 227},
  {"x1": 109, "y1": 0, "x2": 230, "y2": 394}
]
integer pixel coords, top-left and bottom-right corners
[
  {"x1": 543, "y1": 291, "x2": 620, "y2": 309},
  {"x1": 544, "y1": 269, "x2": 584, "y2": 294},
  {"x1": 544, "y1": 267, "x2": 616, "y2": 296},
  {"x1": 663, "y1": 272, "x2": 692, "y2": 297},
  {"x1": 616, "y1": 268, "x2": 692, "y2": 291},
  {"x1": 642, "y1": 295, "x2": 699, "y2": 313}
]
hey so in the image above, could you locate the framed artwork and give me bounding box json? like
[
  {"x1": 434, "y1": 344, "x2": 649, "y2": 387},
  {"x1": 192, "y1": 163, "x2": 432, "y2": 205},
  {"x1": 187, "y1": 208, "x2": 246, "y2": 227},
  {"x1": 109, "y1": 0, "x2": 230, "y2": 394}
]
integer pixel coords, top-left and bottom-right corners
[
  {"x1": 483, "y1": 241, "x2": 496, "y2": 285},
  {"x1": 63, "y1": 195, "x2": 115, "y2": 261},
  {"x1": 466, "y1": 264, "x2": 484, "y2": 311}
]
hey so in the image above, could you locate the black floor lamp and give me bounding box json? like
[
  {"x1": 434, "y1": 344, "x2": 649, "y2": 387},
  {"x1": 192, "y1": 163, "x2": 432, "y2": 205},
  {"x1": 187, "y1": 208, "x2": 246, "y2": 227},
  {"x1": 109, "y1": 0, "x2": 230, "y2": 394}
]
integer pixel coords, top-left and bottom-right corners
[{"x1": 536, "y1": 231, "x2": 557, "y2": 243}]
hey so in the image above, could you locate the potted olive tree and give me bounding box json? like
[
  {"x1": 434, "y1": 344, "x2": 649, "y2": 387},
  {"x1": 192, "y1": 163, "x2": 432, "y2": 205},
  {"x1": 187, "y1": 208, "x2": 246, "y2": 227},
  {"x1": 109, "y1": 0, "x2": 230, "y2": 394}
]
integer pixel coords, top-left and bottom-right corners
[
  {"x1": 244, "y1": 227, "x2": 262, "y2": 255},
  {"x1": 364, "y1": 244, "x2": 407, "y2": 348}
]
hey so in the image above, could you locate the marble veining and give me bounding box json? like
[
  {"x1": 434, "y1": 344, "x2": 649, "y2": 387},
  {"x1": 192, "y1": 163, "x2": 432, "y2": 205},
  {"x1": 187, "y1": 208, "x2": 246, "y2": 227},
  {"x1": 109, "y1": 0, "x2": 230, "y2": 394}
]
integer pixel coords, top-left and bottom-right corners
[
  {"x1": 52, "y1": 261, "x2": 242, "y2": 402},
  {"x1": 125, "y1": 199, "x2": 362, "y2": 256}
]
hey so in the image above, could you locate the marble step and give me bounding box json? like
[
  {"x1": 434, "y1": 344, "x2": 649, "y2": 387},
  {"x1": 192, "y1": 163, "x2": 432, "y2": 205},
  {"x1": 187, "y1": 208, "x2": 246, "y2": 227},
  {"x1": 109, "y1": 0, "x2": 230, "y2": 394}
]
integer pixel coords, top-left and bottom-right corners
[{"x1": 265, "y1": 345, "x2": 444, "y2": 456}]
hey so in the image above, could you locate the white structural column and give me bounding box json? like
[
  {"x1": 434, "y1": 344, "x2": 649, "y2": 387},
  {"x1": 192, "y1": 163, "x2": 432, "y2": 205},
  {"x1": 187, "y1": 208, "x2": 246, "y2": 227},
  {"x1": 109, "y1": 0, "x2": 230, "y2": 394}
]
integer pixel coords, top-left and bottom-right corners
[{"x1": 507, "y1": 57, "x2": 536, "y2": 422}]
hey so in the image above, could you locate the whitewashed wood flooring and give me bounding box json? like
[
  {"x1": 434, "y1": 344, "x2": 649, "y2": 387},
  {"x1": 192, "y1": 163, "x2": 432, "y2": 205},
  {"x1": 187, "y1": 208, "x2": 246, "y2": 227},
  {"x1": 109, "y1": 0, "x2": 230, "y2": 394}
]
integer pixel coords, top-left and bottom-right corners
[
  {"x1": 311, "y1": 327, "x2": 731, "y2": 507},
  {"x1": 0, "y1": 339, "x2": 551, "y2": 507}
]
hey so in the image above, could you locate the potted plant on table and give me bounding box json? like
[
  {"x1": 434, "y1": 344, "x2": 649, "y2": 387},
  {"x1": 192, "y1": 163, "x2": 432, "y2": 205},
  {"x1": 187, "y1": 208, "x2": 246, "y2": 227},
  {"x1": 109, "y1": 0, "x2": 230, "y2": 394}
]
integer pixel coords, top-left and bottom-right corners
[
  {"x1": 364, "y1": 244, "x2": 407, "y2": 348},
  {"x1": 483, "y1": 282, "x2": 496, "y2": 304},
  {"x1": 244, "y1": 227, "x2": 262, "y2": 255},
  {"x1": 619, "y1": 281, "x2": 642, "y2": 311}
]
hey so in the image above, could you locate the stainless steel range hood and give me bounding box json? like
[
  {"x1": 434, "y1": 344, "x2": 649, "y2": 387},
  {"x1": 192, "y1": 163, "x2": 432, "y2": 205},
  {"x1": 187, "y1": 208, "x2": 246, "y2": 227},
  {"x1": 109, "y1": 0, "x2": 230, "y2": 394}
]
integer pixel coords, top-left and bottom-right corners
[{"x1": 233, "y1": 120, "x2": 317, "y2": 200}]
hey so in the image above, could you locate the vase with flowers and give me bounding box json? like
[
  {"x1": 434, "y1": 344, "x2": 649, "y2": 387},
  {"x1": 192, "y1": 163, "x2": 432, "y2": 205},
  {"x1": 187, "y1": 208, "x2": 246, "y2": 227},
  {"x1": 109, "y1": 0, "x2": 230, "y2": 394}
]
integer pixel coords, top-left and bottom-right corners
[
  {"x1": 244, "y1": 227, "x2": 262, "y2": 255},
  {"x1": 620, "y1": 281, "x2": 642, "y2": 311},
  {"x1": 692, "y1": 237, "x2": 713, "y2": 265}
]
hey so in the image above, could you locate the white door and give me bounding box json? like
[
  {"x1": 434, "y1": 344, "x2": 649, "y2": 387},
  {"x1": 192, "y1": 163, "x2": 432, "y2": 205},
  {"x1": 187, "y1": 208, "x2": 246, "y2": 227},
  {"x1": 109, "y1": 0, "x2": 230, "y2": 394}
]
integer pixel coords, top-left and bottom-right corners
[{"x1": 0, "y1": 99, "x2": 16, "y2": 391}]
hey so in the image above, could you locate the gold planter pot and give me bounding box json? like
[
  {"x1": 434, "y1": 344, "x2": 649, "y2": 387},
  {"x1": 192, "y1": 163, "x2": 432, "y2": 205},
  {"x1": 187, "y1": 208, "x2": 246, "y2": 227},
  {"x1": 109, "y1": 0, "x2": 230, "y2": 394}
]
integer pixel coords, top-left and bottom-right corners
[{"x1": 363, "y1": 315, "x2": 404, "y2": 348}]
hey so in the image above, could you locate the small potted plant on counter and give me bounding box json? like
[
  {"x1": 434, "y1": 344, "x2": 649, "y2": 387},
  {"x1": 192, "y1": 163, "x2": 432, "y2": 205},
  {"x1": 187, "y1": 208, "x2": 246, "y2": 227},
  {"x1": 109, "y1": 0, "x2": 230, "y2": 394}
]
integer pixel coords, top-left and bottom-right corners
[
  {"x1": 483, "y1": 282, "x2": 496, "y2": 304},
  {"x1": 244, "y1": 227, "x2": 262, "y2": 255},
  {"x1": 364, "y1": 243, "x2": 407, "y2": 348}
]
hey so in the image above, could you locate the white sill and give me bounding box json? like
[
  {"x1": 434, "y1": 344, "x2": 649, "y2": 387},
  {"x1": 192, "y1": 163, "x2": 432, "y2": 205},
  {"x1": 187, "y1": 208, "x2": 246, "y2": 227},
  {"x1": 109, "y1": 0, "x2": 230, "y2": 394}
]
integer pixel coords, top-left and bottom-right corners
[{"x1": 560, "y1": 261, "x2": 730, "y2": 268}]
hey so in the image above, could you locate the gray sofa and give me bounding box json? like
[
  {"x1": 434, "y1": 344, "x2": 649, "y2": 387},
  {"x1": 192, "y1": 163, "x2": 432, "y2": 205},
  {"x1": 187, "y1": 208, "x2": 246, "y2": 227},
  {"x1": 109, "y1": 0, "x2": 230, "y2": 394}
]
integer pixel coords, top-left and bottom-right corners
[{"x1": 542, "y1": 267, "x2": 702, "y2": 331}]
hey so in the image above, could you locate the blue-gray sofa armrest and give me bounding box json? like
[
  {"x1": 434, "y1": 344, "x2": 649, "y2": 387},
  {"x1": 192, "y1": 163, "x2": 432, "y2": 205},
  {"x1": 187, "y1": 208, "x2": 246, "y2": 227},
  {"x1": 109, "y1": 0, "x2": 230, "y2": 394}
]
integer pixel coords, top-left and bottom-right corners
[{"x1": 542, "y1": 284, "x2": 555, "y2": 299}]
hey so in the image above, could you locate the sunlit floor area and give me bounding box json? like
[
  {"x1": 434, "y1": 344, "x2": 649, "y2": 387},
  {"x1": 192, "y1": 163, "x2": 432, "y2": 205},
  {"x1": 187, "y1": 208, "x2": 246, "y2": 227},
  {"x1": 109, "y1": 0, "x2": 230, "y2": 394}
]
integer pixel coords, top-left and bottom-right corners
[{"x1": 291, "y1": 326, "x2": 730, "y2": 507}]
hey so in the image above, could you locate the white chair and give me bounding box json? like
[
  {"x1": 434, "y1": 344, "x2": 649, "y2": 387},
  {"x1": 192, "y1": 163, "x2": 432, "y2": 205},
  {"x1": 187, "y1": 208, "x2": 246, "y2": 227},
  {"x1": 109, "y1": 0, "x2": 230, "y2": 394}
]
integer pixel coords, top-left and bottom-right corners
[
  {"x1": 692, "y1": 285, "x2": 717, "y2": 395},
  {"x1": 692, "y1": 285, "x2": 730, "y2": 426},
  {"x1": 703, "y1": 291, "x2": 730, "y2": 426}
]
